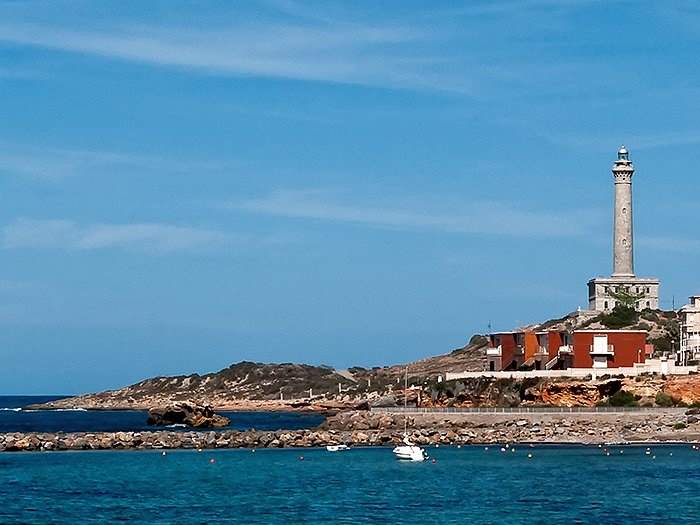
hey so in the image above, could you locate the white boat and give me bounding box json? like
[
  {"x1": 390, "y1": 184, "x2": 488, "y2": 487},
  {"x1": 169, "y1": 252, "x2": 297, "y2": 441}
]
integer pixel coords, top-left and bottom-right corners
[
  {"x1": 392, "y1": 366, "x2": 428, "y2": 462},
  {"x1": 326, "y1": 444, "x2": 350, "y2": 452},
  {"x1": 393, "y1": 435, "x2": 428, "y2": 462}
]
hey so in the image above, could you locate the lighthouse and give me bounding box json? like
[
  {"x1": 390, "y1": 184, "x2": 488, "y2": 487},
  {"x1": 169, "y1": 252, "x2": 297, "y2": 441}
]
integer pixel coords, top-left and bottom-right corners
[
  {"x1": 587, "y1": 147, "x2": 660, "y2": 312},
  {"x1": 612, "y1": 146, "x2": 635, "y2": 277}
]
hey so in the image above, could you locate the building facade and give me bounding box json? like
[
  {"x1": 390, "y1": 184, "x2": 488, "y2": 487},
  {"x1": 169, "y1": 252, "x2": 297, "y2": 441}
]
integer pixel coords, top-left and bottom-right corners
[
  {"x1": 588, "y1": 147, "x2": 660, "y2": 311},
  {"x1": 571, "y1": 330, "x2": 647, "y2": 368},
  {"x1": 486, "y1": 328, "x2": 647, "y2": 371},
  {"x1": 680, "y1": 295, "x2": 700, "y2": 362}
]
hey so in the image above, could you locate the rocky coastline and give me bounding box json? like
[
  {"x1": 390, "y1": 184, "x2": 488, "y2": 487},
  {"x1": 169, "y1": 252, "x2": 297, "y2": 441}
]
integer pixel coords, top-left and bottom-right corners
[{"x1": 4, "y1": 409, "x2": 700, "y2": 452}]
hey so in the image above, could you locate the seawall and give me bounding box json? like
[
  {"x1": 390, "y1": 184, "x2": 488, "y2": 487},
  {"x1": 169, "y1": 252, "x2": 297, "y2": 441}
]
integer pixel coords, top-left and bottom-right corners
[{"x1": 3, "y1": 409, "x2": 700, "y2": 451}]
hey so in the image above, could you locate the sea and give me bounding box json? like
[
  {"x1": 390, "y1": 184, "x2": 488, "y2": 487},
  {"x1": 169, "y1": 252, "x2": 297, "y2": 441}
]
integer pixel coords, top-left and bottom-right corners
[
  {"x1": 4, "y1": 397, "x2": 700, "y2": 524},
  {"x1": 3, "y1": 444, "x2": 700, "y2": 524},
  {"x1": 0, "y1": 396, "x2": 325, "y2": 433}
]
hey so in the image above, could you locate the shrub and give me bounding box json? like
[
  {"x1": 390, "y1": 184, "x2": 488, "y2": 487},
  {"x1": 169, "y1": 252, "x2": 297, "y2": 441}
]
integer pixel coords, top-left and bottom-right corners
[
  {"x1": 600, "y1": 305, "x2": 639, "y2": 329},
  {"x1": 641, "y1": 310, "x2": 660, "y2": 323},
  {"x1": 674, "y1": 422, "x2": 687, "y2": 430},
  {"x1": 650, "y1": 336, "x2": 673, "y2": 354},
  {"x1": 655, "y1": 392, "x2": 675, "y2": 407},
  {"x1": 608, "y1": 390, "x2": 638, "y2": 407}
]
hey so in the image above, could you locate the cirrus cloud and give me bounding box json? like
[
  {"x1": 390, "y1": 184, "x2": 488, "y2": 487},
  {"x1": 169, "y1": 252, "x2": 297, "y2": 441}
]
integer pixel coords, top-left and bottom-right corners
[{"x1": 1, "y1": 218, "x2": 235, "y2": 254}]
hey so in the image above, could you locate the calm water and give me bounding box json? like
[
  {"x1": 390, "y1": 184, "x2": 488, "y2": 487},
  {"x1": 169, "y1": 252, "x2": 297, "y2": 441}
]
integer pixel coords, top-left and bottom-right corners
[
  {"x1": 2, "y1": 445, "x2": 700, "y2": 524},
  {"x1": 0, "y1": 396, "x2": 324, "y2": 433}
]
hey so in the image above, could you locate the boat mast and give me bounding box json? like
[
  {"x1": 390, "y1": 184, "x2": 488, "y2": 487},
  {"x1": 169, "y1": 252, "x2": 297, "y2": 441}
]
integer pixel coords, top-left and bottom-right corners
[{"x1": 404, "y1": 366, "x2": 408, "y2": 435}]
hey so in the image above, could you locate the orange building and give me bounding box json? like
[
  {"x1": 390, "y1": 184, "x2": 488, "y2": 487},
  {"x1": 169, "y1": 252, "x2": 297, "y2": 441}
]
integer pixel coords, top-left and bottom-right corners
[{"x1": 486, "y1": 332, "x2": 524, "y2": 371}]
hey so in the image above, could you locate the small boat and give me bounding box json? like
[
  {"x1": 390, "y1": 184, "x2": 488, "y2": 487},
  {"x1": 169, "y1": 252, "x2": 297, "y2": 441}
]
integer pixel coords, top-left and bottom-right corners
[
  {"x1": 392, "y1": 366, "x2": 428, "y2": 462},
  {"x1": 326, "y1": 444, "x2": 350, "y2": 452},
  {"x1": 393, "y1": 435, "x2": 428, "y2": 462}
]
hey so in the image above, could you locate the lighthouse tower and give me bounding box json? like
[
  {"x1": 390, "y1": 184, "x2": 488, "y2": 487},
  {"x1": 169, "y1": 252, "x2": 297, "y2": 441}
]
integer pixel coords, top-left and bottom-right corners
[
  {"x1": 612, "y1": 146, "x2": 635, "y2": 277},
  {"x1": 587, "y1": 147, "x2": 660, "y2": 312}
]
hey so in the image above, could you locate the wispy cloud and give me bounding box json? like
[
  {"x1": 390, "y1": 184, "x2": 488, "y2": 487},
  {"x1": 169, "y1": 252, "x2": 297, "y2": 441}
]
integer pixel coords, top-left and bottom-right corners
[
  {"x1": 231, "y1": 188, "x2": 601, "y2": 238},
  {"x1": 0, "y1": 143, "x2": 235, "y2": 179},
  {"x1": 1, "y1": 219, "x2": 234, "y2": 253},
  {"x1": 0, "y1": 18, "x2": 466, "y2": 93}
]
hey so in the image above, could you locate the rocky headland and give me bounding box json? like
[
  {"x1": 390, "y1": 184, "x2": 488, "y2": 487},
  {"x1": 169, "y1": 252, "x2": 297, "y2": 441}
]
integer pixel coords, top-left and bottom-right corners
[{"x1": 25, "y1": 307, "x2": 686, "y2": 414}]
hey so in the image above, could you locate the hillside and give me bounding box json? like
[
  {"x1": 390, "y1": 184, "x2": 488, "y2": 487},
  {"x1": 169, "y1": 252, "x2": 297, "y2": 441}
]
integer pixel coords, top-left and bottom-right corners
[{"x1": 31, "y1": 308, "x2": 682, "y2": 411}]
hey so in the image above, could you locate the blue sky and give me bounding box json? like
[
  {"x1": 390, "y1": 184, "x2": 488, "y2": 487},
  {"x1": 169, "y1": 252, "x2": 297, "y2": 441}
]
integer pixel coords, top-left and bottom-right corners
[{"x1": 1, "y1": 0, "x2": 700, "y2": 394}]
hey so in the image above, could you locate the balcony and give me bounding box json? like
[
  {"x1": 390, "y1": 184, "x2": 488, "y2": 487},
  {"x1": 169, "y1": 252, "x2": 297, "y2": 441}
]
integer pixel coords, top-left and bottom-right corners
[
  {"x1": 558, "y1": 345, "x2": 573, "y2": 354},
  {"x1": 534, "y1": 346, "x2": 549, "y2": 357},
  {"x1": 590, "y1": 344, "x2": 614, "y2": 356},
  {"x1": 486, "y1": 345, "x2": 502, "y2": 357}
]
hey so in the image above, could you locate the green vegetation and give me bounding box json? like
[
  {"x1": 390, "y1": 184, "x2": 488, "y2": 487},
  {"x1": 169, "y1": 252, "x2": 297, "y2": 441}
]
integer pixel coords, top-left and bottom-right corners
[
  {"x1": 655, "y1": 392, "x2": 675, "y2": 407},
  {"x1": 640, "y1": 310, "x2": 660, "y2": 323},
  {"x1": 674, "y1": 422, "x2": 688, "y2": 430},
  {"x1": 608, "y1": 389, "x2": 639, "y2": 407},
  {"x1": 609, "y1": 288, "x2": 645, "y2": 309},
  {"x1": 599, "y1": 305, "x2": 639, "y2": 329}
]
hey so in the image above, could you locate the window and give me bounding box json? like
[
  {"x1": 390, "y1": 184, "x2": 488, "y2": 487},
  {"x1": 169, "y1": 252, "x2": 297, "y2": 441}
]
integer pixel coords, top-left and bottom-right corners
[
  {"x1": 646, "y1": 301, "x2": 650, "y2": 308},
  {"x1": 646, "y1": 287, "x2": 650, "y2": 293},
  {"x1": 604, "y1": 301, "x2": 609, "y2": 309}
]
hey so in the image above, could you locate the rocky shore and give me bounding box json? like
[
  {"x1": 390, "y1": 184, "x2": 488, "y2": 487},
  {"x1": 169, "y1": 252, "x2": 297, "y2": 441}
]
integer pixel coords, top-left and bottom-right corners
[{"x1": 4, "y1": 409, "x2": 700, "y2": 452}]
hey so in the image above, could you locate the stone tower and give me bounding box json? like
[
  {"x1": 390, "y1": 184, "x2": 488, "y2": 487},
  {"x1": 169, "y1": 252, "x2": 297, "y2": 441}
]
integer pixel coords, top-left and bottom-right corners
[
  {"x1": 612, "y1": 146, "x2": 634, "y2": 277},
  {"x1": 587, "y1": 146, "x2": 660, "y2": 312}
]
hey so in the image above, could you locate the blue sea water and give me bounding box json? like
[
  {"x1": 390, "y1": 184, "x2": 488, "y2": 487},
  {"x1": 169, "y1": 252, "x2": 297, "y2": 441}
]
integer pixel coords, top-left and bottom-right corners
[
  {"x1": 0, "y1": 396, "x2": 325, "y2": 433},
  {"x1": 2, "y1": 445, "x2": 700, "y2": 524}
]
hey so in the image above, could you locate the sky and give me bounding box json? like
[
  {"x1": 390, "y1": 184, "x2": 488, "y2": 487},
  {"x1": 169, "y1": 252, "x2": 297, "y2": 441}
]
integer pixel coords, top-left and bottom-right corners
[{"x1": 1, "y1": 0, "x2": 700, "y2": 394}]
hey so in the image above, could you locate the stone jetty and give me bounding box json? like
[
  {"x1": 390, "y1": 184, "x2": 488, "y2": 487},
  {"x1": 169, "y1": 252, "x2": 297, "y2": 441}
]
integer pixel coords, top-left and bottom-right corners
[{"x1": 3, "y1": 409, "x2": 700, "y2": 452}]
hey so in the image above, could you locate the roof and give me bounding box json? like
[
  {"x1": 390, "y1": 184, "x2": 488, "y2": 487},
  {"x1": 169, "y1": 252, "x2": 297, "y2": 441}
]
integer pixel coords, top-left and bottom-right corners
[{"x1": 573, "y1": 329, "x2": 647, "y2": 334}]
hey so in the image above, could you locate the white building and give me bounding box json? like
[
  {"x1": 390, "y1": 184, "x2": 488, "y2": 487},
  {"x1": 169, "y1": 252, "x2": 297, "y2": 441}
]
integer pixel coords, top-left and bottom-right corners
[{"x1": 680, "y1": 295, "x2": 700, "y2": 362}]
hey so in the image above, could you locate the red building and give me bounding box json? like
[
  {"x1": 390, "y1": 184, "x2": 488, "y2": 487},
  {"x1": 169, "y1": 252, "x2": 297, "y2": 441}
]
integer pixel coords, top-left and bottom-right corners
[
  {"x1": 485, "y1": 329, "x2": 647, "y2": 371},
  {"x1": 571, "y1": 330, "x2": 647, "y2": 368}
]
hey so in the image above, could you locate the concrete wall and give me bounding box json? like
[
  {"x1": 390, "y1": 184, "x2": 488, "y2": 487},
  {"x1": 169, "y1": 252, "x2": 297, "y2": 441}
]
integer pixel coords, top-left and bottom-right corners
[{"x1": 444, "y1": 360, "x2": 697, "y2": 381}]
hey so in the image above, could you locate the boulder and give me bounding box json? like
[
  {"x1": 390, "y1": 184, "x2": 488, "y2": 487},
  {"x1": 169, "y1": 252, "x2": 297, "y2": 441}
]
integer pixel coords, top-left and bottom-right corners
[
  {"x1": 370, "y1": 395, "x2": 398, "y2": 408},
  {"x1": 147, "y1": 402, "x2": 230, "y2": 428}
]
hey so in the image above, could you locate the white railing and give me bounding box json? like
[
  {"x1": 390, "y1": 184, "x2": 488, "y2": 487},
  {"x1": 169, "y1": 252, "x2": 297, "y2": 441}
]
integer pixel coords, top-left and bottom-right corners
[
  {"x1": 444, "y1": 363, "x2": 698, "y2": 381},
  {"x1": 544, "y1": 356, "x2": 559, "y2": 370},
  {"x1": 590, "y1": 344, "x2": 614, "y2": 355},
  {"x1": 486, "y1": 345, "x2": 502, "y2": 356}
]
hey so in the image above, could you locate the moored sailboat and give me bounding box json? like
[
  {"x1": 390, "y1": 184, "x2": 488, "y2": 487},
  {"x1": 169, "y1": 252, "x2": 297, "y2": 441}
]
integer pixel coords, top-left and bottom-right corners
[{"x1": 392, "y1": 367, "x2": 427, "y2": 462}]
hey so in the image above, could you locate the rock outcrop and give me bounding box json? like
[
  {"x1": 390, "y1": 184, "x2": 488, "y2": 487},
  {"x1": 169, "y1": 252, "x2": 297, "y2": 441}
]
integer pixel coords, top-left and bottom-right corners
[
  {"x1": 147, "y1": 402, "x2": 230, "y2": 428},
  {"x1": 662, "y1": 376, "x2": 700, "y2": 405}
]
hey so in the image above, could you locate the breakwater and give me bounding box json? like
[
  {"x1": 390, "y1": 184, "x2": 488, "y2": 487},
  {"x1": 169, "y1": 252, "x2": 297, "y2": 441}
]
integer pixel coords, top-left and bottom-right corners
[{"x1": 4, "y1": 408, "x2": 700, "y2": 451}]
